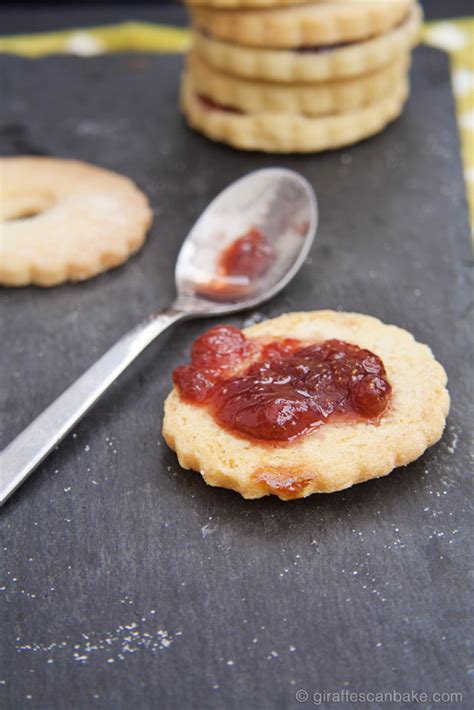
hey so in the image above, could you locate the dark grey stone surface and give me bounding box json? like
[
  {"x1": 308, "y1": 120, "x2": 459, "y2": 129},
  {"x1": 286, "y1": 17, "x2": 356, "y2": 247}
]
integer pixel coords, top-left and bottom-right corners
[{"x1": 0, "y1": 47, "x2": 472, "y2": 710}]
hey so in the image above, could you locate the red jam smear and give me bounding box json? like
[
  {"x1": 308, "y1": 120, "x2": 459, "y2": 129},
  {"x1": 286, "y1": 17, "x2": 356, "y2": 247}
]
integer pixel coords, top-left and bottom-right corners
[
  {"x1": 219, "y1": 228, "x2": 274, "y2": 279},
  {"x1": 173, "y1": 325, "x2": 391, "y2": 443},
  {"x1": 295, "y1": 41, "x2": 349, "y2": 53},
  {"x1": 295, "y1": 14, "x2": 409, "y2": 52}
]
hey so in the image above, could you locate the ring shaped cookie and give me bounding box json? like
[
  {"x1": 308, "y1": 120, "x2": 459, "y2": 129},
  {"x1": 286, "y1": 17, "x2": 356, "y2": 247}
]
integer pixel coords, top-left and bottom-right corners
[
  {"x1": 0, "y1": 157, "x2": 152, "y2": 287},
  {"x1": 191, "y1": 0, "x2": 414, "y2": 50},
  {"x1": 181, "y1": 72, "x2": 409, "y2": 153},
  {"x1": 188, "y1": 51, "x2": 410, "y2": 116},
  {"x1": 163, "y1": 311, "x2": 449, "y2": 500},
  {"x1": 191, "y1": 4, "x2": 421, "y2": 83}
]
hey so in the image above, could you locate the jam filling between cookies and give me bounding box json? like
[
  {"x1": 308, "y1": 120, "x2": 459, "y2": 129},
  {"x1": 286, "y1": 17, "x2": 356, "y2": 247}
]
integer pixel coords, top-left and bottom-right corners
[
  {"x1": 294, "y1": 11, "x2": 410, "y2": 52},
  {"x1": 173, "y1": 325, "x2": 392, "y2": 443},
  {"x1": 198, "y1": 94, "x2": 243, "y2": 114}
]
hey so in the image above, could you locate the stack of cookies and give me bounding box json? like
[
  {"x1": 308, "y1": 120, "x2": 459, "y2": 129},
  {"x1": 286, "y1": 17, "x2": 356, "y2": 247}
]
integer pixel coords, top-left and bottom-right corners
[{"x1": 181, "y1": 0, "x2": 422, "y2": 153}]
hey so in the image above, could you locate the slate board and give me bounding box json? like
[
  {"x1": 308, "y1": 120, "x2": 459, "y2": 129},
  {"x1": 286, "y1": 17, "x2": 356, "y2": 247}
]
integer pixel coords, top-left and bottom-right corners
[{"x1": 1, "y1": 47, "x2": 472, "y2": 710}]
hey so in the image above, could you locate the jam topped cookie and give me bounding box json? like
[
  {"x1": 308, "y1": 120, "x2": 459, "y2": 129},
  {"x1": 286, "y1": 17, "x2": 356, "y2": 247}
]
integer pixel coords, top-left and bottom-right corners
[{"x1": 163, "y1": 311, "x2": 449, "y2": 499}]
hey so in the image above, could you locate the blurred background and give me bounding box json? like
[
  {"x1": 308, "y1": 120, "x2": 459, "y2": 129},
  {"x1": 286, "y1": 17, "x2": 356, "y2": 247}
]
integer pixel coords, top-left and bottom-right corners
[{"x1": 0, "y1": 0, "x2": 472, "y2": 34}]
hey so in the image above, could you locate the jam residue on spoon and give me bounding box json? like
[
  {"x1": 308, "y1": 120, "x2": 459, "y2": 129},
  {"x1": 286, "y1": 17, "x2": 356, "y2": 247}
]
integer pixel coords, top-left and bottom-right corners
[
  {"x1": 219, "y1": 227, "x2": 274, "y2": 279},
  {"x1": 173, "y1": 325, "x2": 392, "y2": 443},
  {"x1": 194, "y1": 228, "x2": 274, "y2": 300}
]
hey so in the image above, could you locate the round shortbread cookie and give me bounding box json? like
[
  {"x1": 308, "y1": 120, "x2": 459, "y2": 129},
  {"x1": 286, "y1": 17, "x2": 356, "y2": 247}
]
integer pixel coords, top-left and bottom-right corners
[
  {"x1": 188, "y1": 51, "x2": 409, "y2": 116},
  {"x1": 192, "y1": 3, "x2": 421, "y2": 82},
  {"x1": 163, "y1": 311, "x2": 450, "y2": 500},
  {"x1": 191, "y1": 0, "x2": 414, "y2": 50},
  {"x1": 181, "y1": 72, "x2": 409, "y2": 152},
  {"x1": 0, "y1": 157, "x2": 152, "y2": 287}
]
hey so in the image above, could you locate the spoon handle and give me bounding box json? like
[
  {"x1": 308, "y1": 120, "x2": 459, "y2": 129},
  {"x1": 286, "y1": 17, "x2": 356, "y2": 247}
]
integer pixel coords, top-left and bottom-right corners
[{"x1": 0, "y1": 305, "x2": 187, "y2": 506}]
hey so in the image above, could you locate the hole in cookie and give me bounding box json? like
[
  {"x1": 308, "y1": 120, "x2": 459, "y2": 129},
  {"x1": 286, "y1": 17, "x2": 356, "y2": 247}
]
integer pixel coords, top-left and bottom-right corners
[{"x1": 1, "y1": 192, "x2": 56, "y2": 222}]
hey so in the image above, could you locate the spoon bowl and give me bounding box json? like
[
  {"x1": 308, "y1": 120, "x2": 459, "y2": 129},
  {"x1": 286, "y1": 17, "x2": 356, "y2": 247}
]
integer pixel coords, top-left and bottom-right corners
[{"x1": 176, "y1": 168, "x2": 317, "y2": 313}]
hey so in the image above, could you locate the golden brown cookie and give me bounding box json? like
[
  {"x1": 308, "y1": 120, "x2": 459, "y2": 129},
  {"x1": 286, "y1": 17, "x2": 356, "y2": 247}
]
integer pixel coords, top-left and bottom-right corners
[
  {"x1": 0, "y1": 157, "x2": 152, "y2": 287},
  {"x1": 163, "y1": 311, "x2": 449, "y2": 500},
  {"x1": 188, "y1": 51, "x2": 409, "y2": 116},
  {"x1": 191, "y1": 4, "x2": 421, "y2": 82},
  {"x1": 181, "y1": 71, "x2": 409, "y2": 152},
  {"x1": 190, "y1": 0, "x2": 415, "y2": 49}
]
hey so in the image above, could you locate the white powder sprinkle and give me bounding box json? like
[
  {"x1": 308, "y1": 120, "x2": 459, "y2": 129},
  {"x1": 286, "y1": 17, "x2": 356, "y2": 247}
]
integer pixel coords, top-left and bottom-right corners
[{"x1": 16, "y1": 614, "x2": 178, "y2": 665}]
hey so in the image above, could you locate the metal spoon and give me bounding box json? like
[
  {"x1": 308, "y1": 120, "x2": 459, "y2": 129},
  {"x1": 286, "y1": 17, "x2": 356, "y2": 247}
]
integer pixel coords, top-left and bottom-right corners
[{"x1": 0, "y1": 168, "x2": 317, "y2": 506}]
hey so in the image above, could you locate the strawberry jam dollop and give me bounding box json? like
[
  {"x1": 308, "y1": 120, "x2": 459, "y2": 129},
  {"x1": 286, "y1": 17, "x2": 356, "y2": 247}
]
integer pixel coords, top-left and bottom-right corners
[{"x1": 173, "y1": 325, "x2": 391, "y2": 442}]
